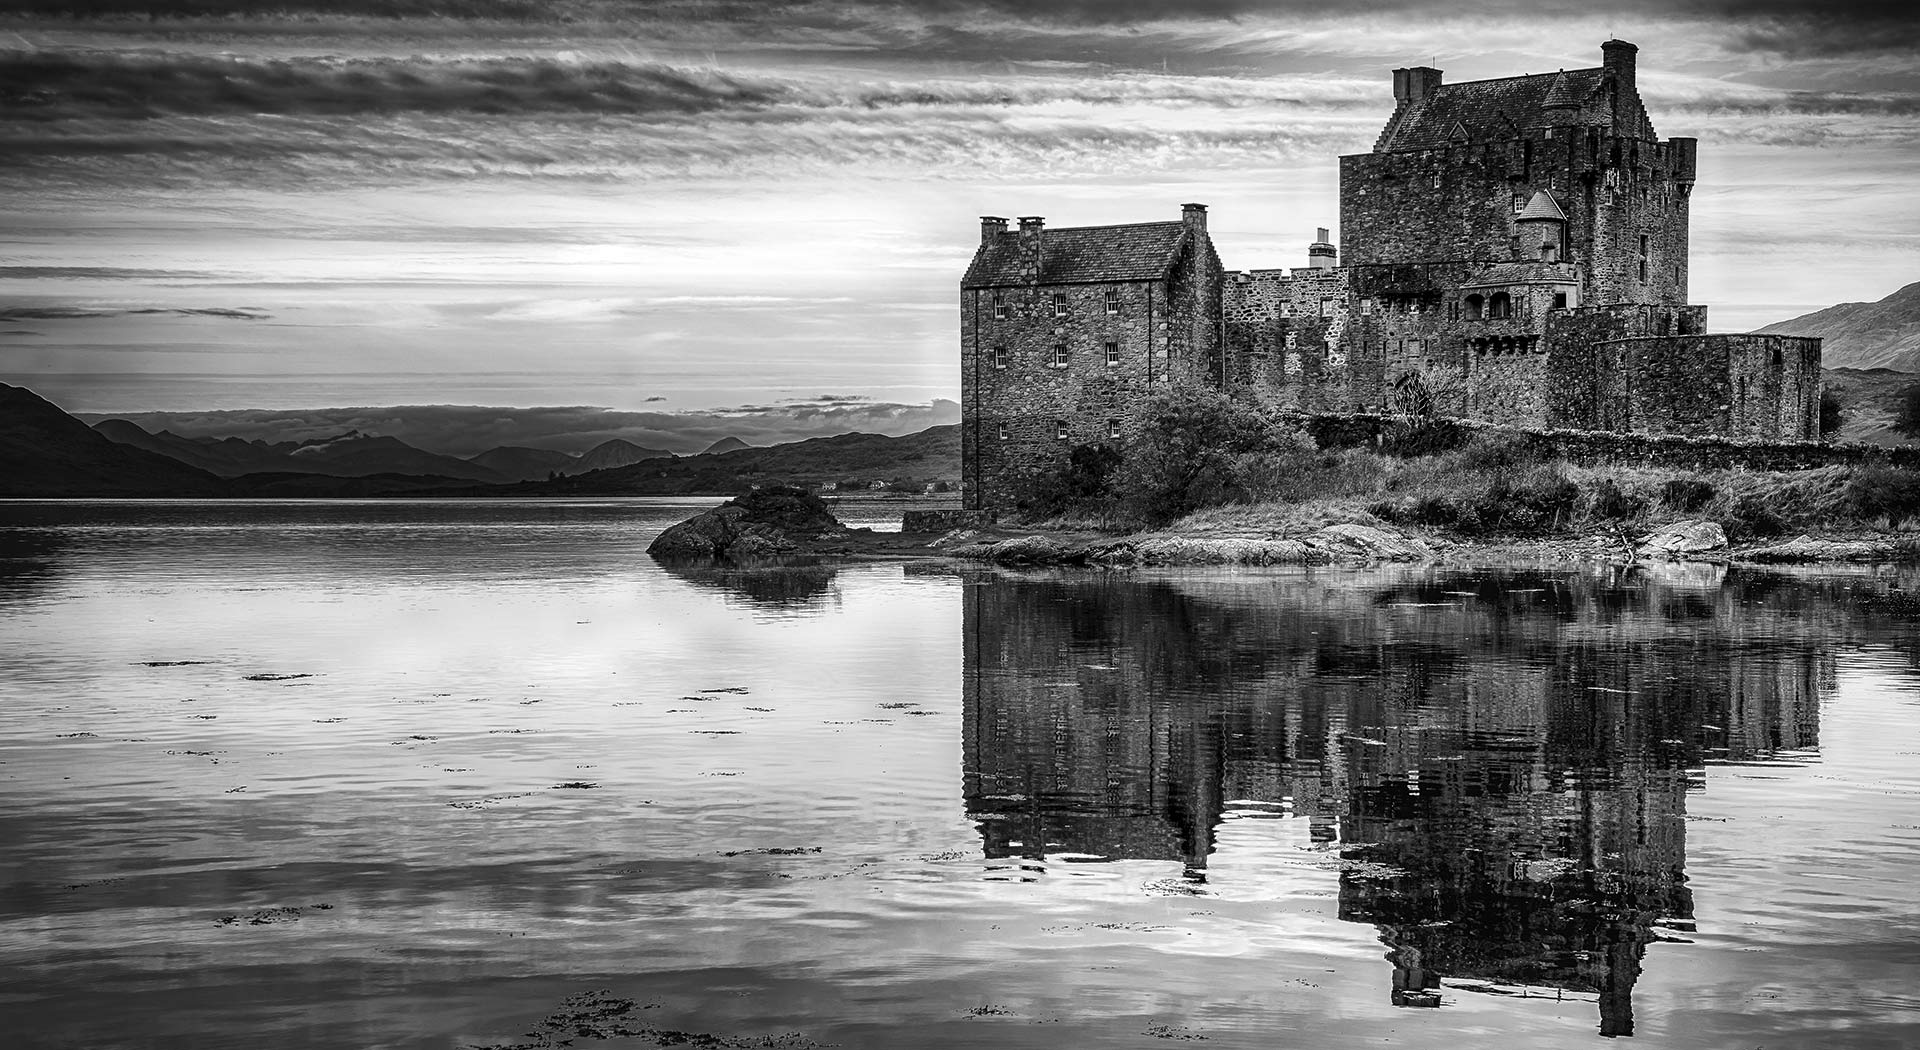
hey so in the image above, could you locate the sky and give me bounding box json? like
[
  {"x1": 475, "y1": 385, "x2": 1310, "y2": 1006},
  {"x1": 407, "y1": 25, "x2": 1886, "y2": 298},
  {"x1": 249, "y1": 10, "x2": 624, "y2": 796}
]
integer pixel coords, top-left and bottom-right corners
[{"x1": 2, "y1": 0, "x2": 1919, "y2": 450}]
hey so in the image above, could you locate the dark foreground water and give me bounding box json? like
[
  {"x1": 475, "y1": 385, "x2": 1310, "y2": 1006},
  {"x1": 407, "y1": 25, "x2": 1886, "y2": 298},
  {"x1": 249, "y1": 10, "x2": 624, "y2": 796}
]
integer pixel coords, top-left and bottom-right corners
[{"x1": 2, "y1": 500, "x2": 1918, "y2": 1049}]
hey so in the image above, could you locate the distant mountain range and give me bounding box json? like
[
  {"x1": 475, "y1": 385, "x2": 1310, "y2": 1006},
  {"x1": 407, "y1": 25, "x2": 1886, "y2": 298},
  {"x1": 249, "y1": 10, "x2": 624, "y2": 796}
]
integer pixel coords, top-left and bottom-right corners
[
  {"x1": 1761, "y1": 282, "x2": 1920, "y2": 372},
  {"x1": 2, "y1": 382, "x2": 958, "y2": 498},
  {"x1": 2, "y1": 384, "x2": 227, "y2": 497}
]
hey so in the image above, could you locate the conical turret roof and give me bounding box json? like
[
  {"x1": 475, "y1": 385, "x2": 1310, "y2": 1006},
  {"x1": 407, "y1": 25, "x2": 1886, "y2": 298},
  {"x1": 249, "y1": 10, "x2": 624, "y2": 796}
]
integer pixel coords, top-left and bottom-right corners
[{"x1": 1516, "y1": 189, "x2": 1567, "y2": 222}]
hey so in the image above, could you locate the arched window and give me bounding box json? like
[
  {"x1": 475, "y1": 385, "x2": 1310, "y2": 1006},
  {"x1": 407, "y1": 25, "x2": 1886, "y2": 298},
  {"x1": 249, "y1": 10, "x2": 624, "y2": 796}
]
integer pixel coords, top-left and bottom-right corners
[
  {"x1": 1464, "y1": 294, "x2": 1485, "y2": 321},
  {"x1": 1488, "y1": 292, "x2": 1512, "y2": 320}
]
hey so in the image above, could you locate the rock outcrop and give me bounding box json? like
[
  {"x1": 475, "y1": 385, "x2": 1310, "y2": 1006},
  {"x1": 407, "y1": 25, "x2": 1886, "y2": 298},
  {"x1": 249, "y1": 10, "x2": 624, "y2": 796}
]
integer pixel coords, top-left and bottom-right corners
[
  {"x1": 950, "y1": 522, "x2": 1432, "y2": 567},
  {"x1": 1741, "y1": 534, "x2": 1918, "y2": 563},
  {"x1": 1637, "y1": 520, "x2": 1728, "y2": 559},
  {"x1": 646, "y1": 487, "x2": 846, "y2": 559}
]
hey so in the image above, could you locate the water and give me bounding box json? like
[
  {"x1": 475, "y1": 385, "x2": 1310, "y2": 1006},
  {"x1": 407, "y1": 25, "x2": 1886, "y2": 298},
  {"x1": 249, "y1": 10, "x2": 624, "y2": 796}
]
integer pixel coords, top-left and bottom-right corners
[{"x1": 2, "y1": 500, "x2": 1918, "y2": 1049}]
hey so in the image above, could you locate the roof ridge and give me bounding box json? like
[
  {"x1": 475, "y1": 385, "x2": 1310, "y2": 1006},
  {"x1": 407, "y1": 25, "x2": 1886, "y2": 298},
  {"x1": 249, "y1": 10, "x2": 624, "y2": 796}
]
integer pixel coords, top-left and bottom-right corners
[
  {"x1": 1438, "y1": 66, "x2": 1603, "y2": 89},
  {"x1": 1007, "y1": 220, "x2": 1185, "y2": 234}
]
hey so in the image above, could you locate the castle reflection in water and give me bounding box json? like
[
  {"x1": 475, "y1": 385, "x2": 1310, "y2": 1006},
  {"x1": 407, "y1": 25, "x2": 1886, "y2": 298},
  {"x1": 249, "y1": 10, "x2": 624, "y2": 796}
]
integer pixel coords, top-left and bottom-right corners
[{"x1": 961, "y1": 565, "x2": 1832, "y2": 1038}]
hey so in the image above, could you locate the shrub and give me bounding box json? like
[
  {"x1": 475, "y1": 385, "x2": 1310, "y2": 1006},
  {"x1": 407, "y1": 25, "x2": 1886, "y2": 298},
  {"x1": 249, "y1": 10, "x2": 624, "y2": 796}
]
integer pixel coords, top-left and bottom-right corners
[
  {"x1": 1587, "y1": 477, "x2": 1649, "y2": 522},
  {"x1": 1380, "y1": 415, "x2": 1471, "y2": 457},
  {"x1": 1819, "y1": 388, "x2": 1844, "y2": 439},
  {"x1": 1111, "y1": 388, "x2": 1295, "y2": 524},
  {"x1": 1661, "y1": 478, "x2": 1717, "y2": 513},
  {"x1": 1841, "y1": 466, "x2": 1920, "y2": 527},
  {"x1": 1723, "y1": 494, "x2": 1788, "y2": 539},
  {"x1": 1477, "y1": 465, "x2": 1579, "y2": 534}
]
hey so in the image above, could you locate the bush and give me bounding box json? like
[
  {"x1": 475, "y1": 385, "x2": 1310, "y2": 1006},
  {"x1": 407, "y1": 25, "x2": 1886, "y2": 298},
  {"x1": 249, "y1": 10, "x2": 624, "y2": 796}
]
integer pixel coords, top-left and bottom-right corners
[
  {"x1": 1841, "y1": 466, "x2": 1920, "y2": 527},
  {"x1": 1111, "y1": 388, "x2": 1295, "y2": 524},
  {"x1": 1819, "y1": 388, "x2": 1845, "y2": 439},
  {"x1": 1661, "y1": 478, "x2": 1717, "y2": 513},
  {"x1": 1587, "y1": 477, "x2": 1649, "y2": 522},
  {"x1": 1478, "y1": 465, "x2": 1580, "y2": 533},
  {"x1": 1380, "y1": 415, "x2": 1471, "y2": 457},
  {"x1": 1723, "y1": 494, "x2": 1788, "y2": 539}
]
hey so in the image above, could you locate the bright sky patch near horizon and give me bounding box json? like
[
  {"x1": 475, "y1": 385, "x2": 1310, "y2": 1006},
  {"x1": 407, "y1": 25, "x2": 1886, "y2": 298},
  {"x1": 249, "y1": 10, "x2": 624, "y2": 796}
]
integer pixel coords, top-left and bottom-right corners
[{"x1": 2, "y1": 0, "x2": 1918, "y2": 443}]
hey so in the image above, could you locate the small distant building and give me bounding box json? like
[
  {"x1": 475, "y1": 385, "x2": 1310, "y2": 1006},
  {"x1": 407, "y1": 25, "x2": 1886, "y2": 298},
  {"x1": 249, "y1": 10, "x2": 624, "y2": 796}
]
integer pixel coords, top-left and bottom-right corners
[{"x1": 959, "y1": 40, "x2": 1820, "y2": 513}]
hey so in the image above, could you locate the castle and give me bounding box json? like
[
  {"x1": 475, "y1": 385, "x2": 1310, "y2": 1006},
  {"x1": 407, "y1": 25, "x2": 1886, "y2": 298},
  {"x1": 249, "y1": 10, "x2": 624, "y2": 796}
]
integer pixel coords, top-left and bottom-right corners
[{"x1": 959, "y1": 41, "x2": 1822, "y2": 512}]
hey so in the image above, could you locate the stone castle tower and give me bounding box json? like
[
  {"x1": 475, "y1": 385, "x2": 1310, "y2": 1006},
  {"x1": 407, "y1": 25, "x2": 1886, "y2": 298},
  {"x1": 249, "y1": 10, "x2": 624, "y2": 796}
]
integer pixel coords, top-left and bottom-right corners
[{"x1": 960, "y1": 41, "x2": 1821, "y2": 513}]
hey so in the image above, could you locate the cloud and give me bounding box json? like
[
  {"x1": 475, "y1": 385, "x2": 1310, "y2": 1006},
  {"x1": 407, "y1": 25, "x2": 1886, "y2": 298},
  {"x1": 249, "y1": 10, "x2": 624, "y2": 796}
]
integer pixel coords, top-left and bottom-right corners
[
  {"x1": 0, "y1": 266, "x2": 223, "y2": 279},
  {"x1": 0, "y1": 305, "x2": 269, "y2": 321},
  {"x1": 77, "y1": 399, "x2": 961, "y2": 456}
]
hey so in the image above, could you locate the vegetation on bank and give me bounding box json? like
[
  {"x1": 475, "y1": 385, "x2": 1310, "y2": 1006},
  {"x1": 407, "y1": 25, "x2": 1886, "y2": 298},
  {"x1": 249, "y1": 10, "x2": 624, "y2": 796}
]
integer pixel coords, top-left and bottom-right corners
[{"x1": 1005, "y1": 388, "x2": 1920, "y2": 542}]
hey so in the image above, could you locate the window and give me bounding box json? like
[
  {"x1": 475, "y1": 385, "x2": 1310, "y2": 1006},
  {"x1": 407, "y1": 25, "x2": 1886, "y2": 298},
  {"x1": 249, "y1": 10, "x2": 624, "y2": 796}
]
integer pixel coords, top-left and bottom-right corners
[
  {"x1": 1052, "y1": 291, "x2": 1068, "y2": 318},
  {"x1": 992, "y1": 291, "x2": 1008, "y2": 320},
  {"x1": 1320, "y1": 298, "x2": 1337, "y2": 318},
  {"x1": 1359, "y1": 298, "x2": 1373, "y2": 316},
  {"x1": 1638, "y1": 260, "x2": 1648, "y2": 283},
  {"x1": 1106, "y1": 418, "x2": 1121, "y2": 439},
  {"x1": 1055, "y1": 420, "x2": 1069, "y2": 440},
  {"x1": 991, "y1": 346, "x2": 1007, "y2": 368},
  {"x1": 1512, "y1": 194, "x2": 1526, "y2": 214},
  {"x1": 1052, "y1": 345, "x2": 1069, "y2": 367},
  {"x1": 1488, "y1": 292, "x2": 1512, "y2": 320},
  {"x1": 1552, "y1": 292, "x2": 1567, "y2": 311},
  {"x1": 1104, "y1": 341, "x2": 1120, "y2": 366},
  {"x1": 1464, "y1": 294, "x2": 1485, "y2": 321},
  {"x1": 997, "y1": 423, "x2": 1009, "y2": 440},
  {"x1": 1104, "y1": 289, "x2": 1120, "y2": 314},
  {"x1": 1279, "y1": 303, "x2": 1294, "y2": 318}
]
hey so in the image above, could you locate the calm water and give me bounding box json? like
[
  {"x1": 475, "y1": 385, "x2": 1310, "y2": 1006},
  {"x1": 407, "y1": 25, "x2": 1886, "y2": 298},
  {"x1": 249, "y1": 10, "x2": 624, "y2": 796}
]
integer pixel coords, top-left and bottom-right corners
[{"x1": 2, "y1": 500, "x2": 1918, "y2": 1049}]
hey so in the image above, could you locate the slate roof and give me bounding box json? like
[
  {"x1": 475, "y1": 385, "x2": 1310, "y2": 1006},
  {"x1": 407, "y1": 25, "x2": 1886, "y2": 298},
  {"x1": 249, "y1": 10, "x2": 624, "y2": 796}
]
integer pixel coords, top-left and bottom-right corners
[
  {"x1": 1376, "y1": 67, "x2": 1607, "y2": 152},
  {"x1": 962, "y1": 221, "x2": 1192, "y2": 289},
  {"x1": 1516, "y1": 189, "x2": 1568, "y2": 222},
  {"x1": 1461, "y1": 262, "x2": 1580, "y2": 286}
]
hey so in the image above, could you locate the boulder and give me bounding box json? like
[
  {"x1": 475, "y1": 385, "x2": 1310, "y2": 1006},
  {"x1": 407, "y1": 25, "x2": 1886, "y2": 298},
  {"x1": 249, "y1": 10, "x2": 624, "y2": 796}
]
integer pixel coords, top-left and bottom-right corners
[
  {"x1": 1309, "y1": 523, "x2": 1432, "y2": 562},
  {"x1": 1637, "y1": 520, "x2": 1728, "y2": 559},
  {"x1": 1743, "y1": 534, "x2": 1910, "y2": 563},
  {"x1": 647, "y1": 487, "x2": 846, "y2": 560}
]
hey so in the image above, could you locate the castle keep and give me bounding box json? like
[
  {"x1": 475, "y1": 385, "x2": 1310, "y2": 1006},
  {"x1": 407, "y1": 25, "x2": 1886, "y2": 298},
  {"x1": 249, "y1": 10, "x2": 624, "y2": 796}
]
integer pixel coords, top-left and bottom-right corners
[{"x1": 960, "y1": 41, "x2": 1821, "y2": 511}]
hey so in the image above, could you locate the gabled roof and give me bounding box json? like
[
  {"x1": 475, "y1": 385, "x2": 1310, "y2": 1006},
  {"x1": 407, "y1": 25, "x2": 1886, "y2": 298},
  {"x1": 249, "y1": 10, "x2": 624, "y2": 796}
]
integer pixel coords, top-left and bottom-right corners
[
  {"x1": 962, "y1": 221, "x2": 1192, "y2": 289},
  {"x1": 1376, "y1": 67, "x2": 1608, "y2": 152},
  {"x1": 1516, "y1": 190, "x2": 1568, "y2": 222}
]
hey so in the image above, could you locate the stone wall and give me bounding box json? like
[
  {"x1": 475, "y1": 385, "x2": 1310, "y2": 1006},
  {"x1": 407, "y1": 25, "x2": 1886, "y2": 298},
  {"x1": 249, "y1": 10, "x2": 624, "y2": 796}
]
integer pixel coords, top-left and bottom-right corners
[
  {"x1": 1295, "y1": 411, "x2": 1894, "y2": 471},
  {"x1": 1592, "y1": 334, "x2": 1822, "y2": 442},
  {"x1": 1545, "y1": 304, "x2": 1708, "y2": 430}
]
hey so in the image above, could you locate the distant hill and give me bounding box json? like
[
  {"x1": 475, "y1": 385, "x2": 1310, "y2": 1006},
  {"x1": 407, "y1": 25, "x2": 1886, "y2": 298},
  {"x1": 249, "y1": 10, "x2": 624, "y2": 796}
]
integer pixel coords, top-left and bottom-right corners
[
  {"x1": 483, "y1": 425, "x2": 959, "y2": 496},
  {"x1": 1761, "y1": 282, "x2": 1920, "y2": 371},
  {"x1": 466, "y1": 445, "x2": 579, "y2": 482},
  {"x1": 1822, "y1": 367, "x2": 1920, "y2": 446},
  {"x1": 93, "y1": 419, "x2": 512, "y2": 483},
  {"x1": 701, "y1": 436, "x2": 752, "y2": 455},
  {"x1": 1, "y1": 384, "x2": 228, "y2": 497},
  {"x1": 568, "y1": 438, "x2": 673, "y2": 475}
]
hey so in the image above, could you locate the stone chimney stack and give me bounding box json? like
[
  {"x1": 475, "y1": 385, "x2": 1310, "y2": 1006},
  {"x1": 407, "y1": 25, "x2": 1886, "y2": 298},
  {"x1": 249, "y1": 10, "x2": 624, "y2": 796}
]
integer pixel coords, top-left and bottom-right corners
[
  {"x1": 979, "y1": 216, "x2": 1008, "y2": 244},
  {"x1": 1182, "y1": 202, "x2": 1208, "y2": 231},
  {"x1": 1602, "y1": 39, "x2": 1637, "y2": 118},
  {"x1": 1016, "y1": 216, "x2": 1045, "y2": 284},
  {"x1": 1392, "y1": 66, "x2": 1443, "y2": 106},
  {"x1": 1308, "y1": 227, "x2": 1337, "y2": 269}
]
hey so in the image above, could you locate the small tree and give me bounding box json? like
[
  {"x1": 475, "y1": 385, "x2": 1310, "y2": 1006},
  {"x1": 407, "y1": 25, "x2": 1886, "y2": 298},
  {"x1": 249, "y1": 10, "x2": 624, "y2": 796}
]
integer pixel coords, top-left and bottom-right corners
[
  {"x1": 1895, "y1": 384, "x2": 1920, "y2": 439},
  {"x1": 1112, "y1": 388, "x2": 1290, "y2": 524},
  {"x1": 1819, "y1": 388, "x2": 1844, "y2": 439}
]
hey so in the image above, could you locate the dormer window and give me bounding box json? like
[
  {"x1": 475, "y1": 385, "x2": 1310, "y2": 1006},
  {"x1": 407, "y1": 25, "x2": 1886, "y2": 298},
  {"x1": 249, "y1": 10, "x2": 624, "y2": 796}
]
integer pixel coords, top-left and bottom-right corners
[
  {"x1": 992, "y1": 291, "x2": 1008, "y2": 320},
  {"x1": 1052, "y1": 292, "x2": 1068, "y2": 318},
  {"x1": 1104, "y1": 289, "x2": 1120, "y2": 314}
]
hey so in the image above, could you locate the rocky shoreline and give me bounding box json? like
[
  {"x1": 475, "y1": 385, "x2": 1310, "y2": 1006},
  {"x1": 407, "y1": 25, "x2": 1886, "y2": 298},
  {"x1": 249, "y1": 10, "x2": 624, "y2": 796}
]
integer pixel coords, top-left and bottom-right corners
[{"x1": 649, "y1": 488, "x2": 1920, "y2": 568}]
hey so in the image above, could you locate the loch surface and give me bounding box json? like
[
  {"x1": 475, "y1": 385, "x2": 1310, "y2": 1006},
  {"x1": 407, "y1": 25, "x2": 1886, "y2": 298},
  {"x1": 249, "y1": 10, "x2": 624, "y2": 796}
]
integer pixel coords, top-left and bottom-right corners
[{"x1": 2, "y1": 500, "x2": 1918, "y2": 1049}]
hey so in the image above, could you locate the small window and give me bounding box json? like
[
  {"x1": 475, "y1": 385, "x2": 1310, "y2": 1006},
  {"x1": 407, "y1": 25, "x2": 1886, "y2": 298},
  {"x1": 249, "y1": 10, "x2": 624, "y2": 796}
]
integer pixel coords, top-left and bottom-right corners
[
  {"x1": 1320, "y1": 298, "x2": 1337, "y2": 318},
  {"x1": 1488, "y1": 292, "x2": 1511, "y2": 320},
  {"x1": 1106, "y1": 418, "x2": 1121, "y2": 439},
  {"x1": 1359, "y1": 298, "x2": 1373, "y2": 316},
  {"x1": 1055, "y1": 420, "x2": 1069, "y2": 440},
  {"x1": 1279, "y1": 303, "x2": 1294, "y2": 318},
  {"x1": 1512, "y1": 194, "x2": 1526, "y2": 214},
  {"x1": 1104, "y1": 341, "x2": 1119, "y2": 366},
  {"x1": 1052, "y1": 291, "x2": 1068, "y2": 318},
  {"x1": 1052, "y1": 345, "x2": 1069, "y2": 367},
  {"x1": 1638, "y1": 260, "x2": 1648, "y2": 283},
  {"x1": 1104, "y1": 289, "x2": 1120, "y2": 314},
  {"x1": 991, "y1": 346, "x2": 1007, "y2": 368},
  {"x1": 992, "y1": 291, "x2": 1008, "y2": 320},
  {"x1": 1551, "y1": 292, "x2": 1567, "y2": 310},
  {"x1": 1638, "y1": 234, "x2": 1650, "y2": 257},
  {"x1": 1464, "y1": 294, "x2": 1485, "y2": 321},
  {"x1": 997, "y1": 423, "x2": 1009, "y2": 440}
]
